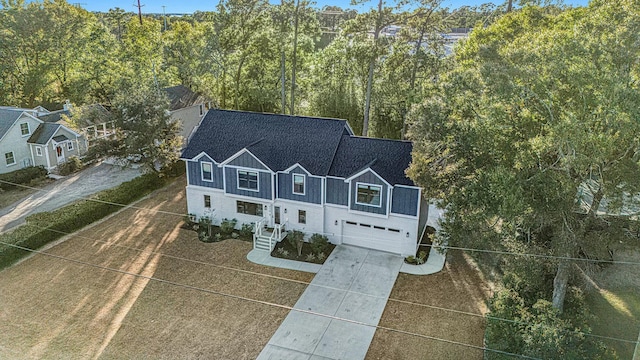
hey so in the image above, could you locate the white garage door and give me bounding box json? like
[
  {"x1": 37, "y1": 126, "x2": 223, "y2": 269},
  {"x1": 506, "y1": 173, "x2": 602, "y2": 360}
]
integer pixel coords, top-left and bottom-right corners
[{"x1": 342, "y1": 220, "x2": 405, "y2": 254}]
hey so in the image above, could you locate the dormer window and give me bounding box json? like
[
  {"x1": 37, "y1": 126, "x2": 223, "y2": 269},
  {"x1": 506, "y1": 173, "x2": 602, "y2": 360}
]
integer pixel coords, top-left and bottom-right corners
[
  {"x1": 293, "y1": 174, "x2": 305, "y2": 195},
  {"x1": 356, "y1": 183, "x2": 382, "y2": 207},
  {"x1": 20, "y1": 123, "x2": 30, "y2": 136},
  {"x1": 201, "y1": 162, "x2": 213, "y2": 181}
]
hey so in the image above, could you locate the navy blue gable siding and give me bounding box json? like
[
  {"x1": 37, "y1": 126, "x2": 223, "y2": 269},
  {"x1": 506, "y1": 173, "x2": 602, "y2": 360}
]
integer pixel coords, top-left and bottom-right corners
[
  {"x1": 391, "y1": 187, "x2": 419, "y2": 216},
  {"x1": 227, "y1": 151, "x2": 269, "y2": 170},
  {"x1": 349, "y1": 171, "x2": 388, "y2": 215},
  {"x1": 224, "y1": 167, "x2": 272, "y2": 199},
  {"x1": 325, "y1": 178, "x2": 349, "y2": 206},
  {"x1": 187, "y1": 159, "x2": 223, "y2": 189},
  {"x1": 277, "y1": 168, "x2": 322, "y2": 204}
]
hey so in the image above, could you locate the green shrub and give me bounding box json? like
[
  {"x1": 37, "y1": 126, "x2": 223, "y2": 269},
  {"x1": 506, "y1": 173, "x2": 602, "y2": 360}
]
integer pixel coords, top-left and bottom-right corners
[
  {"x1": 0, "y1": 173, "x2": 166, "y2": 270},
  {"x1": 220, "y1": 218, "x2": 237, "y2": 235},
  {"x1": 239, "y1": 223, "x2": 253, "y2": 238},
  {"x1": 305, "y1": 253, "x2": 317, "y2": 262},
  {"x1": 0, "y1": 166, "x2": 48, "y2": 190},
  {"x1": 57, "y1": 156, "x2": 83, "y2": 176},
  {"x1": 309, "y1": 233, "x2": 329, "y2": 254}
]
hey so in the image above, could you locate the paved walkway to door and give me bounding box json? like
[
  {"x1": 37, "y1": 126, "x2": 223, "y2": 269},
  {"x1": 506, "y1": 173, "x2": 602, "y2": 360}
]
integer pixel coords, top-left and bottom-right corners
[{"x1": 257, "y1": 245, "x2": 403, "y2": 360}]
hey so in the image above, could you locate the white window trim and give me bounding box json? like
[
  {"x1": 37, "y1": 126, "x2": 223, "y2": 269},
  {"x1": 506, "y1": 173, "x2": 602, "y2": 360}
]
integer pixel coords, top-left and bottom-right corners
[
  {"x1": 20, "y1": 123, "x2": 30, "y2": 136},
  {"x1": 204, "y1": 194, "x2": 211, "y2": 208},
  {"x1": 201, "y1": 161, "x2": 213, "y2": 182},
  {"x1": 5, "y1": 152, "x2": 16, "y2": 166},
  {"x1": 67, "y1": 141, "x2": 74, "y2": 151},
  {"x1": 35, "y1": 146, "x2": 42, "y2": 156},
  {"x1": 355, "y1": 182, "x2": 382, "y2": 208},
  {"x1": 298, "y1": 209, "x2": 306, "y2": 224},
  {"x1": 292, "y1": 173, "x2": 305, "y2": 195},
  {"x1": 237, "y1": 169, "x2": 259, "y2": 192}
]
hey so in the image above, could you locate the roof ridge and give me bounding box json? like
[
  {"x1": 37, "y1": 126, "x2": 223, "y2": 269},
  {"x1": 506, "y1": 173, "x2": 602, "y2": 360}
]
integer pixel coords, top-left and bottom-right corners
[
  {"x1": 210, "y1": 108, "x2": 348, "y2": 123},
  {"x1": 348, "y1": 134, "x2": 413, "y2": 144}
]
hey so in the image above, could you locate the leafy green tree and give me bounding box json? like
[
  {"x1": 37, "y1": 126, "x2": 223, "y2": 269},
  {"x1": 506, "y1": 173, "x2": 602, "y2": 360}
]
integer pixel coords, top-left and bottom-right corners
[
  {"x1": 407, "y1": 2, "x2": 640, "y2": 312},
  {"x1": 108, "y1": 85, "x2": 182, "y2": 173}
]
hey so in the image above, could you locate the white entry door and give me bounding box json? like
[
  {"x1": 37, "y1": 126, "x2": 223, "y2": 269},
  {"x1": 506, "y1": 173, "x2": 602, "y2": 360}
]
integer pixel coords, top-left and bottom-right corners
[{"x1": 55, "y1": 145, "x2": 65, "y2": 163}]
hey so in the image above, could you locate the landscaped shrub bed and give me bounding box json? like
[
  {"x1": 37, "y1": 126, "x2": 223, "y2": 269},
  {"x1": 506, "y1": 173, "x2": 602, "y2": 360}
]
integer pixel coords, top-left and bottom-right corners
[
  {"x1": 404, "y1": 225, "x2": 436, "y2": 265},
  {"x1": 271, "y1": 232, "x2": 335, "y2": 264},
  {"x1": 181, "y1": 216, "x2": 253, "y2": 242},
  {"x1": 0, "y1": 173, "x2": 167, "y2": 270},
  {"x1": 0, "y1": 166, "x2": 48, "y2": 190}
]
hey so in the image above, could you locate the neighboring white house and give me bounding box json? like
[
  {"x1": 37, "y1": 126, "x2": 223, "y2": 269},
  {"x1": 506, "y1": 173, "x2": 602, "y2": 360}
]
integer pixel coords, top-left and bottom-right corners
[
  {"x1": 162, "y1": 85, "x2": 212, "y2": 146},
  {"x1": 181, "y1": 109, "x2": 429, "y2": 256},
  {"x1": 0, "y1": 105, "x2": 87, "y2": 174}
]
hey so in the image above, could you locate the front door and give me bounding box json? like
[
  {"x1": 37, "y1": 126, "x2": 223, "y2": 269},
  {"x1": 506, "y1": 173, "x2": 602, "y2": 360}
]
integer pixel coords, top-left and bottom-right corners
[
  {"x1": 274, "y1": 206, "x2": 281, "y2": 225},
  {"x1": 56, "y1": 145, "x2": 65, "y2": 163}
]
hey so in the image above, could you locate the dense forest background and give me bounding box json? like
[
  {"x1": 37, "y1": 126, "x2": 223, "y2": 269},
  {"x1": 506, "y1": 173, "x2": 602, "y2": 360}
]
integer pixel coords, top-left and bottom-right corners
[{"x1": 1, "y1": 0, "x2": 532, "y2": 138}]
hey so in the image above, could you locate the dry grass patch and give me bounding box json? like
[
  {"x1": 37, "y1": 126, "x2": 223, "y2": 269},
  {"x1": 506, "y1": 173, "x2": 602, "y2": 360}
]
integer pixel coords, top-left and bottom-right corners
[
  {"x1": 0, "y1": 179, "x2": 313, "y2": 359},
  {"x1": 367, "y1": 251, "x2": 491, "y2": 360}
]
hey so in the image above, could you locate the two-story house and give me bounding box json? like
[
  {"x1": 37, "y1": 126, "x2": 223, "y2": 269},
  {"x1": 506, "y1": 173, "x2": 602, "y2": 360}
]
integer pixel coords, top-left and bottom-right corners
[{"x1": 181, "y1": 110, "x2": 429, "y2": 256}]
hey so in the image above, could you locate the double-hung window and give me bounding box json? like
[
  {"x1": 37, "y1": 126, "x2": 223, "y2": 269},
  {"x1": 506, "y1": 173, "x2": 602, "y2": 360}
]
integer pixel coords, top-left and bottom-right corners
[
  {"x1": 67, "y1": 141, "x2": 74, "y2": 151},
  {"x1": 204, "y1": 195, "x2": 211, "y2": 208},
  {"x1": 4, "y1": 152, "x2": 15, "y2": 166},
  {"x1": 201, "y1": 162, "x2": 213, "y2": 181},
  {"x1": 293, "y1": 174, "x2": 305, "y2": 195},
  {"x1": 20, "y1": 123, "x2": 30, "y2": 136},
  {"x1": 356, "y1": 183, "x2": 382, "y2": 207},
  {"x1": 298, "y1": 210, "x2": 306, "y2": 224},
  {"x1": 238, "y1": 170, "x2": 258, "y2": 191}
]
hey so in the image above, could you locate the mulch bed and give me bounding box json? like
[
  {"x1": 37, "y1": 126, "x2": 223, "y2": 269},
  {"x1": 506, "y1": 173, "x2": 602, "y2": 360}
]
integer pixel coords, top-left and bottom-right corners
[{"x1": 270, "y1": 239, "x2": 335, "y2": 264}]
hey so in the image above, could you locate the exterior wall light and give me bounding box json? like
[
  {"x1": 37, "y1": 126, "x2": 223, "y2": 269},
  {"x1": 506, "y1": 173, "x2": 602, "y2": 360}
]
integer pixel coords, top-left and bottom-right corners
[
  {"x1": 406, "y1": 232, "x2": 410, "y2": 237},
  {"x1": 334, "y1": 220, "x2": 338, "y2": 226}
]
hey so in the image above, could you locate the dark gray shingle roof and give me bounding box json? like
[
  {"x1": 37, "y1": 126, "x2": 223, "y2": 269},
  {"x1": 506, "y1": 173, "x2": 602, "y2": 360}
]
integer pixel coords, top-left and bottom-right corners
[
  {"x1": 0, "y1": 109, "x2": 23, "y2": 140},
  {"x1": 28, "y1": 123, "x2": 61, "y2": 145},
  {"x1": 182, "y1": 109, "x2": 349, "y2": 176},
  {"x1": 328, "y1": 136, "x2": 414, "y2": 186},
  {"x1": 38, "y1": 109, "x2": 70, "y2": 123},
  {"x1": 163, "y1": 85, "x2": 207, "y2": 111},
  {"x1": 52, "y1": 134, "x2": 69, "y2": 142},
  {"x1": 182, "y1": 110, "x2": 416, "y2": 186}
]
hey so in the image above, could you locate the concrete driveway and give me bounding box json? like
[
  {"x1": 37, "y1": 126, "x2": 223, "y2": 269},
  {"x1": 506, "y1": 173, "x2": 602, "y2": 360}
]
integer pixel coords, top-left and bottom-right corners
[
  {"x1": 0, "y1": 162, "x2": 142, "y2": 233},
  {"x1": 258, "y1": 245, "x2": 403, "y2": 360}
]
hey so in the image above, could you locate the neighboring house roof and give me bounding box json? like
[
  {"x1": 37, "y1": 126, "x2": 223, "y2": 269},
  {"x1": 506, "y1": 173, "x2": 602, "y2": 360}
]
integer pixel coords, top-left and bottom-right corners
[
  {"x1": 28, "y1": 123, "x2": 62, "y2": 145},
  {"x1": 182, "y1": 109, "x2": 416, "y2": 186},
  {"x1": 52, "y1": 135, "x2": 69, "y2": 142},
  {"x1": 37, "y1": 104, "x2": 110, "y2": 127},
  {"x1": 38, "y1": 109, "x2": 71, "y2": 123},
  {"x1": 163, "y1": 85, "x2": 208, "y2": 111},
  {"x1": 0, "y1": 109, "x2": 23, "y2": 140},
  {"x1": 328, "y1": 135, "x2": 414, "y2": 186}
]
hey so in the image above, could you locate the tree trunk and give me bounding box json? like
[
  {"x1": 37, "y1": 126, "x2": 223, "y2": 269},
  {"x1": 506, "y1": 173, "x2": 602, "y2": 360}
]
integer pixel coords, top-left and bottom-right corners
[
  {"x1": 281, "y1": 50, "x2": 286, "y2": 114},
  {"x1": 362, "y1": 0, "x2": 383, "y2": 137},
  {"x1": 506, "y1": 0, "x2": 513, "y2": 13},
  {"x1": 552, "y1": 258, "x2": 570, "y2": 312},
  {"x1": 402, "y1": 29, "x2": 425, "y2": 139},
  {"x1": 290, "y1": 0, "x2": 301, "y2": 115},
  {"x1": 588, "y1": 186, "x2": 604, "y2": 217},
  {"x1": 234, "y1": 55, "x2": 246, "y2": 110}
]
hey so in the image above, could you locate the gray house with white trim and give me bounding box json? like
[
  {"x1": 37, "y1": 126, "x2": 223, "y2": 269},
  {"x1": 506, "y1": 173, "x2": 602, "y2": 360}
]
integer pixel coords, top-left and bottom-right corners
[
  {"x1": 181, "y1": 109, "x2": 428, "y2": 256},
  {"x1": 0, "y1": 107, "x2": 86, "y2": 174}
]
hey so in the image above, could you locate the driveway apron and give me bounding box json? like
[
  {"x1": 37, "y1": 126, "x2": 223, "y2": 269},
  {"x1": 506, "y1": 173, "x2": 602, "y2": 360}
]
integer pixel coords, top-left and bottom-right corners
[{"x1": 258, "y1": 245, "x2": 403, "y2": 360}]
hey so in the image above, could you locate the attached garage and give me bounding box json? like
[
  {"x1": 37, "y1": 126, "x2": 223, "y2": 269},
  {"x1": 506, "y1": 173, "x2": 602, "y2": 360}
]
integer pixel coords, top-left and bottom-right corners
[{"x1": 341, "y1": 220, "x2": 407, "y2": 254}]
